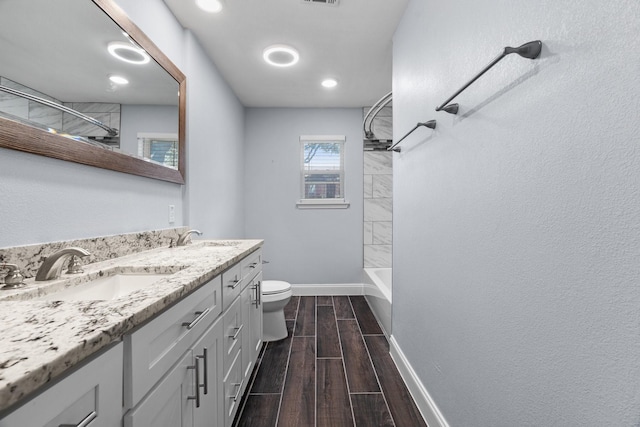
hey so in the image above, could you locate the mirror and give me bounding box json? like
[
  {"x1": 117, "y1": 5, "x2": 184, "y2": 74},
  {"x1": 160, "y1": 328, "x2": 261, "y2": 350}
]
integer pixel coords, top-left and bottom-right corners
[{"x1": 0, "y1": 0, "x2": 186, "y2": 184}]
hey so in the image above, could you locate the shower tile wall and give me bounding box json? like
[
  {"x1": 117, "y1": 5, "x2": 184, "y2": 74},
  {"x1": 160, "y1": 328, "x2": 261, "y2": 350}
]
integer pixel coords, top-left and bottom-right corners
[{"x1": 363, "y1": 106, "x2": 393, "y2": 268}]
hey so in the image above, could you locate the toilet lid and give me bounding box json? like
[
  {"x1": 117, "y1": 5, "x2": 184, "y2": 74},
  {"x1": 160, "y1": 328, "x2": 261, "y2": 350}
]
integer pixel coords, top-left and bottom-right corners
[{"x1": 262, "y1": 280, "x2": 291, "y2": 295}]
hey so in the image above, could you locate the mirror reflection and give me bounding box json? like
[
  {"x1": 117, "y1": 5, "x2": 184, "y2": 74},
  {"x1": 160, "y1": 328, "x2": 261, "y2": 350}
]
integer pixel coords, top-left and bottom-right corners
[{"x1": 0, "y1": 0, "x2": 180, "y2": 170}]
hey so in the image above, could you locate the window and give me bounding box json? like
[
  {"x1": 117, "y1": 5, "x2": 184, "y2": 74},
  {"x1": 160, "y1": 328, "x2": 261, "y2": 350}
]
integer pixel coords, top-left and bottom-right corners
[
  {"x1": 137, "y1": 133, "x2": 179, "y2": 169},
  {"x1": 297, "y1": 135, "x2": 349, "y2": 209}
]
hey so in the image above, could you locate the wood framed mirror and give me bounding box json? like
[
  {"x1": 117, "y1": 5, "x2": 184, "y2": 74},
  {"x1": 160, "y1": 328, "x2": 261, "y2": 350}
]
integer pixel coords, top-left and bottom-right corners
[{"x1": 0, "y1": 0, "x2": 186, "y2": 184}]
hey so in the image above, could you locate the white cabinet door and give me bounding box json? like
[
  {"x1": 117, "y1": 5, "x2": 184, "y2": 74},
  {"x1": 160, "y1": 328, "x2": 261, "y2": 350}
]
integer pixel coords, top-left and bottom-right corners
[
  {"x1": 193, "y1": 317, "x2": 224, "y2": 427},
  {"x1": 124, "y1": 351, "x2": 195, "y2": 427},
  {"x1": 241, "y1": 273, "x2": 263, "y2": 382},
  {"x1": 250, "y1": 272, "x2": 263, "y2": 368},
  {"x1": 0, "y1": 343, "x2": 123, "y2": 427}
]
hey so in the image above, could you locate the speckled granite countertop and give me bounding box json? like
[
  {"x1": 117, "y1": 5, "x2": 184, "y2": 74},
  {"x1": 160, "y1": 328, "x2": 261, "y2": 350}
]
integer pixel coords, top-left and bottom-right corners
[{"x1": 0, "y1": 239, "x2": 262, "y2": 413}]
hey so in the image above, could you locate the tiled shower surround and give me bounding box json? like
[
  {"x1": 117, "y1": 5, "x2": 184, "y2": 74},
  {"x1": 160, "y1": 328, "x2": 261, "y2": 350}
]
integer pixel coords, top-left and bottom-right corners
[{"x1": 363, "y1": 107, "x2": 393, "y2": 268}]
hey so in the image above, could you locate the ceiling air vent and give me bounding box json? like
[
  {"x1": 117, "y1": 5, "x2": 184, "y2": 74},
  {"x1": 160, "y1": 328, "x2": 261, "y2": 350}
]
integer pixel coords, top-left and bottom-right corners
[{"x1": 301, "y1": 0, "x2": 340, "y2": 6}]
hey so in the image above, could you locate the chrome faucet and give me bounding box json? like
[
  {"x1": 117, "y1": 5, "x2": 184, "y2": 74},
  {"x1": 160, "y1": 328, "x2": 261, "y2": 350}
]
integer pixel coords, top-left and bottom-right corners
[
  {"x1": 176, "y1": 229, "x2": 202, "y2": 246},
  {"x1": 35, "y1": 247, "x2": 91, "y2": 281}
]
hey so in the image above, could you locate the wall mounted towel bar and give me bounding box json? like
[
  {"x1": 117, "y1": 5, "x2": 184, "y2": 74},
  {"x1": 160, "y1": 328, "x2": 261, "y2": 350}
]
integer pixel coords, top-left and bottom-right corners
[
  {"x1": 0, "y1": 84, "x2": 119, "y2": 137},
  {"x1": 388, "y1": 120, "x2": 436, "y2": 152},
  {"x1": 435, "y1": 40, "x2": 542, "y2": 114}
]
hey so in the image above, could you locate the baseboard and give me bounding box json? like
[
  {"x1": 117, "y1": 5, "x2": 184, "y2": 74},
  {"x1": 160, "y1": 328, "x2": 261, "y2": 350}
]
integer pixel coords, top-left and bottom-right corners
[
  {"x1": 389, "y1": 335, "x2": 450, "y2": 427},
  {"x1": 290, "y1": 283, "x2": 364, "y2": 296}
]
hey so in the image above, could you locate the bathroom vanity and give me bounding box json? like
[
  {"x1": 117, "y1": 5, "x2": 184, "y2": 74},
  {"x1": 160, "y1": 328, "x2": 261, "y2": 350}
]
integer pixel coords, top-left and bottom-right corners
[{"x1": 0, "y1": 238, "x2": 263, "y2": 427}]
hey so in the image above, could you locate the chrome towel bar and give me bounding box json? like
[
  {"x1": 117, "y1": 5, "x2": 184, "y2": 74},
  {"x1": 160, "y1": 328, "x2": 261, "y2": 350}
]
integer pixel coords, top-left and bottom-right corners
[
  {"x1": 388, "y1": 120, "x2": 436, "y2": 152},
  {"x1": 435, "y1": 40, "x2": 542, "y2": 114}
]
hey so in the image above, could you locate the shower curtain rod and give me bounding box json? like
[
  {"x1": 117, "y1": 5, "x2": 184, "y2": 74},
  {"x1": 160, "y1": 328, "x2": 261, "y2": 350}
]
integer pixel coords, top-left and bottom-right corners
[
  {"x1": 363, "y1": 91, "x2": 392, "y2": 139},
  {"x1": 435, "y1": 40, "x2": 542, "y2": 114},
  {"x1": 0, "y1": 84, "x2": 119, "y2": 137}
]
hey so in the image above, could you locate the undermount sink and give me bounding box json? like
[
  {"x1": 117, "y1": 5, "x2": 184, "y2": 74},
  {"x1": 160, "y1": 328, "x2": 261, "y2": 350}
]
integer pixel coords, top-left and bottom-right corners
[
  {"x1": 185, "y1": 240, "x2": 241, "y2": 249},
  {"x1": 35, "y1": 272, "x2": 171, "y2": 301}
]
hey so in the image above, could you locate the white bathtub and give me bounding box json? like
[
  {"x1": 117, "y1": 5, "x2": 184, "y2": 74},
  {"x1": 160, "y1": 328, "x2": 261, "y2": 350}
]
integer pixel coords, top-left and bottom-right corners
[{"x1": 363, "y1": 268, "x2": 392, "y2": 336}]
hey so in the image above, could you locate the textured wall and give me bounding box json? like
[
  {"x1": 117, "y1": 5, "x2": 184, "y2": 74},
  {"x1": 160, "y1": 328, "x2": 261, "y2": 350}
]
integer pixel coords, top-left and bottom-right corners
[
  {"x1": 392, "y1": 0, "x2": 640, "y2": 425},
  {"x1": 244, "y1": 108, "x2": 363, "y2": 284}
]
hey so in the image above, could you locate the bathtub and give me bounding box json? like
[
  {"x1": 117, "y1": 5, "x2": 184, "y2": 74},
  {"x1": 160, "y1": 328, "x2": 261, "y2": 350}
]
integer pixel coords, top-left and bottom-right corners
[{"x1": 363, "y1": 268, "x2": 392, "y2": 337}]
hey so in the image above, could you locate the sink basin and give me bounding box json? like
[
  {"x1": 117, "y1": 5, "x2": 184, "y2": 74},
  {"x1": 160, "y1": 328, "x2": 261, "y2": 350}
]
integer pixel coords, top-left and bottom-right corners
[
  {"x1": 185, "y1": 240, "x2": 241, "y2": 249},
  {"x1": 36, "y1": 273, "x2": 171, "y2": 301}
]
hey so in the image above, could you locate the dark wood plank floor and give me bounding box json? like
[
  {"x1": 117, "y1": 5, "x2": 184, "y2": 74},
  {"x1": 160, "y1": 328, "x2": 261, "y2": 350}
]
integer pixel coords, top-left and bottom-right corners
[{"x1": 233, "y1": 296, "x2": 427, "y2": 427}]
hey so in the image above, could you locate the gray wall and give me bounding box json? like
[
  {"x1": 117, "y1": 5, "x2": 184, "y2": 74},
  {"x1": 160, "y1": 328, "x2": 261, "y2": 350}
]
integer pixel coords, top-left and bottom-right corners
[
  {"x1": 119, "y1": 104, "x2": 179, "y2": 155},
  {"x1": 117, "y1": 0, "x2": 245, "y2": 239},
  {"x1": 0, "y1": 0, "x2": 246, "y2": 248},
  {"x1": 183, "y1": 32, "x2": 246, "y2": 238},
  {"x1": 392, "y1": 0, "x2": 640, "y2": 426},
  {"x1": 244, "y1": 108, "x2": 363, "y2": 284}
]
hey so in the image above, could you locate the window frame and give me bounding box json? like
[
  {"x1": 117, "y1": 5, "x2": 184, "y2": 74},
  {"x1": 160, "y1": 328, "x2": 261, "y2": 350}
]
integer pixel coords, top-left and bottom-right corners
[{"x1": 297, "y1": 134, "x2": 350, "y2": 209}]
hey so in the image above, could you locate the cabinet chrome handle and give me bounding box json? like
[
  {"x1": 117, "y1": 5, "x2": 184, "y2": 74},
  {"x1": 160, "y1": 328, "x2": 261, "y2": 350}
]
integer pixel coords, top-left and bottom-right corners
[
  {"x1": 59, "y1": 410, "x2": 97, "y2": 427},
  {"x1": 228, "y1": 323, "x2": 243, "y2": 340},
  {"x1": 249, "y1": 262, "x2": 258, "y2": 269},
  {"x1": 200, "y1": 348, "x2": 209, "y2": 395},
  {"x1": 257, "y1": 280, "x2": 261, "y2": 306},
  {"x1": 252, "y1": 281, "x2": 262, "y2": 308},
  {"x1": 187, "y1": 357, "x2": 202, "y2": 408},
  {"x1": 228, "y1": 276, "x2": 241, "y2": 289},
  {"x1": 229, "y1": 380, "x2": 244, "y2": 401},
  {"x1": 182, "y1": 308, "x2": 211, "y2": 330}
]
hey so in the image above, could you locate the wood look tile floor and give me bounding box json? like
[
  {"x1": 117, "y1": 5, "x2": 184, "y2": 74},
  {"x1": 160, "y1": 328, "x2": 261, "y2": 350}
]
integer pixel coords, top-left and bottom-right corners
[{"x1": 233, "y1": 296, "x2": 428, "y2": 427}]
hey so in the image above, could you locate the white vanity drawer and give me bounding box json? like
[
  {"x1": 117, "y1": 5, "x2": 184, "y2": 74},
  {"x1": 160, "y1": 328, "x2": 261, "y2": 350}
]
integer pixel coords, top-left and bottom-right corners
[
  {"x1": 222, "y1": 263, "x2": 242, "y2": 311},
  {"x1": 240, "y1": 249, "x2": 262, "y2": 285},
  {"x1": 223, "y1": 350, "x2": 243, "y2": 427},
  {"x1": 223, "y1": 294, "x2": 243, "y2": 376},
  {"x1": 0, "y1": 343, "x2": 122, "y2": 427},
  {"x1": 124, "y1": 276, "x2": 222, "y2": 408}
]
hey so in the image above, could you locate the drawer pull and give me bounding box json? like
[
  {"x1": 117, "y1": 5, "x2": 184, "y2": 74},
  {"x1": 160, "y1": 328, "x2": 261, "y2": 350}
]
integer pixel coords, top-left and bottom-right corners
[
  {"x1": 249, "y1": 262, "x2": 258, "y2": 269},
  {"x1": 200, "y1": 348, "x2": 209, "y2": 395},
  {"x1": 182, "y1": 308, "x2": 211, "y2": 330},
  {"x1": 187, "y1": 357, "x2": 202, "y2": 408},
  {"x1": 228, "y1": 277, "x2": 241, "y2": 289},
  {"x1": 59, "y1": 411, "x2": 97, "y2": 427},
  {"x1": 229, "y1": 380, "x2": 244, "y2": 401},
  {"x1": 228, "y1": 324, "x2": 243, "y2": 340},
  {"x1": 252, "y1": 282, "x2": 261, "y2": 308}
]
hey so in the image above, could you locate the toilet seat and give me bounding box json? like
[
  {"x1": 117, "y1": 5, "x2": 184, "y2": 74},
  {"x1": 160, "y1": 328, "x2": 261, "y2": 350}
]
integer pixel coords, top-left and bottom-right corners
[{"x1": 262, "y1": 280, "x2": 291, "y2": 295}]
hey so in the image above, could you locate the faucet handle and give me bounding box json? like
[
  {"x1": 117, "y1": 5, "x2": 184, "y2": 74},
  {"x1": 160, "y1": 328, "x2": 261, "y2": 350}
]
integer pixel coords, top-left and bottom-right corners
[
  {"x1": 66, "y1": 256, "x2": 84, "y2": 275},
  {"x1": 0, "y1": 263, "x2": 26, "y2": 290}
]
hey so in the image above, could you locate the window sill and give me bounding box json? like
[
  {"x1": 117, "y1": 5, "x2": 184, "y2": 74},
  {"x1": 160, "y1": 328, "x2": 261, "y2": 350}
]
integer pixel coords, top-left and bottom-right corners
[{"x1": 296, "y1": 200, "x2": 350, "y2": 209}]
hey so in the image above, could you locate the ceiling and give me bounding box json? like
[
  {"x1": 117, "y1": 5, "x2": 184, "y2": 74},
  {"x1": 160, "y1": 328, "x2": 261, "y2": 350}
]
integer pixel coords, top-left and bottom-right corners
[{"x1": 162, "y1": 0, "x2": 409, "y2": 108}]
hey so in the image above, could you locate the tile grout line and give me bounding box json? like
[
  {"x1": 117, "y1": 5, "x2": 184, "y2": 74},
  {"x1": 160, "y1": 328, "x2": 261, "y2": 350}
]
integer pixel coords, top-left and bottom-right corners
[
  {"x1": 274, "y1": 296, "x2": 300, "y2": 427},
  {"x1": 334, "y1": 296, "x2": 358, "y2": 427},
  {"x1": 314, "y1": 296, "x2": 318, "y2": 427},
  {"x1": 349, "y1": 296, "x2": 397, "y2": 427}
]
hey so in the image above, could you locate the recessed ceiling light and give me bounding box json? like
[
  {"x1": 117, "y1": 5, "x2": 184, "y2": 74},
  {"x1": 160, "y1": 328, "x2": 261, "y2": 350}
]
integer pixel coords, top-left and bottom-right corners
[
  {"x1": 263, "y1": 45, "x2": 300, "y2": 67},
  {"x1": 321, "y1": 78, "x2": 338, "y2": 88},
  {"x1": 109, "y1": 75, "x2": 129, "y2": 85},
  {"x1": 196, "y1": 0, "x2": 224, "y2": 13},
  {"x1": 107, "y1": 41, "x2": 150, "y2": 65}
]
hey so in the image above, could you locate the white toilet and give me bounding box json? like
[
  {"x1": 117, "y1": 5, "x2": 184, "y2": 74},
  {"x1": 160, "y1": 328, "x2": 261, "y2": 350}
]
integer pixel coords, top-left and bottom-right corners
[{"x1": 261, "y1": 280, "x2": 292, "y2": 342}]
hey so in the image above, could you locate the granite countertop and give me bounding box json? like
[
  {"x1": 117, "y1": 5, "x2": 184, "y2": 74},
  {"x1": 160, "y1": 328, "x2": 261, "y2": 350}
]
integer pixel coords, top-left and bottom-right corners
[{"x1": 0, "y1": 239, "x2": 263, "y2": 413}]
